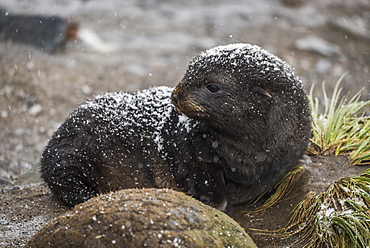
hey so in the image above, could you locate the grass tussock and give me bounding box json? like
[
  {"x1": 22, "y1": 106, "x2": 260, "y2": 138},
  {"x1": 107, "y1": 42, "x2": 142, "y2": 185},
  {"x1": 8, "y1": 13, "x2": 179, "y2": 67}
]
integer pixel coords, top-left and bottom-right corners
[
  {"x1": 280, "y1": 168, "x2": 370, "y2": 248},
  {"x1": 252, "y1": 77, "x2": 370, "y2": 247},
  {"x1": 308, "y1": 75, "x2": 370, "y2": 165},
  {"x1": 274, "y1": 77, "x2": 370, "y2": 247},
  {"x1": 252, "y1": 166, "x2": 304, "y2": 212},
  {"x1": 255, "y1": 76, "x2": 369, "y2": 211}
]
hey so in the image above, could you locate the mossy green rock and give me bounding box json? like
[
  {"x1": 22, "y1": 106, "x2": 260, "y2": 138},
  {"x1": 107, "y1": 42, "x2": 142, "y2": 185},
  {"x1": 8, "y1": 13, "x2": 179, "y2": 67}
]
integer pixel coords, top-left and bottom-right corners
[{"x1": 25, "y1": 188, "x2": 256, "y2": 248}]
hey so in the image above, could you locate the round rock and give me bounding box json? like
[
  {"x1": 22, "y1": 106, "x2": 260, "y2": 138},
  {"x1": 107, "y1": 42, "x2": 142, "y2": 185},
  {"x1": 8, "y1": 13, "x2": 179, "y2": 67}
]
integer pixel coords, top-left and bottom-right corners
[{"x1": 25, "y1": 188, "x2": 256, "y2": 248}]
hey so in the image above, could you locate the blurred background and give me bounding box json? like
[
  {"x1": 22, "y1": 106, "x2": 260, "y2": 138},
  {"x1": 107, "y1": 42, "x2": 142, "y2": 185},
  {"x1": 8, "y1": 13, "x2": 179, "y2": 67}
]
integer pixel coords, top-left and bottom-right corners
[{"x1": 0, "y1": 0, "x2": 369, "y2": 182}]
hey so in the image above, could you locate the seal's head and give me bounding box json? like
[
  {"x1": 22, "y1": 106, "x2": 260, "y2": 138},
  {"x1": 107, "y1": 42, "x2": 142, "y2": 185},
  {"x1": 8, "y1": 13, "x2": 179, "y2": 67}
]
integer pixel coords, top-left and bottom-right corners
[{"x1": 171, "y1": 43, "x2": 307, "y2": 133}]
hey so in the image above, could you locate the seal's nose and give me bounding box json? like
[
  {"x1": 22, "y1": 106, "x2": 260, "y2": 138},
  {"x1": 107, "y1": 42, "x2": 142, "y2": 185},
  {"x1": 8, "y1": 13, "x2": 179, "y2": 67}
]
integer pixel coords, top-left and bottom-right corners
[
  {"x1": 171, "y1": 87, "x2": 180, "y2": 105},
  {"x1": 171, "y1": 92, "x2": 178, "y2": 104}
]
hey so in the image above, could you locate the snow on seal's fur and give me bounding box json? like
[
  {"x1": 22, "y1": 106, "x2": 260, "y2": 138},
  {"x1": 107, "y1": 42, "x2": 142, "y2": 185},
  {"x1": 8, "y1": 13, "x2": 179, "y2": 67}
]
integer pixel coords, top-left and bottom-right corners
[
  {"x1": 190, "y1": 43, "x2": 301, "y2": 87},
  {"x1": 78, "y1": 86, "x2": 194, "y2": 154}
]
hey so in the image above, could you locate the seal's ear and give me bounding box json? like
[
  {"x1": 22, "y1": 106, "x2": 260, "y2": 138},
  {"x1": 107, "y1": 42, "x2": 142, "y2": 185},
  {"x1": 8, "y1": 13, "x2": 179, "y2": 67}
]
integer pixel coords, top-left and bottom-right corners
[{"x1": 252, "y1": 85, "x2": 272, "y2": 98}]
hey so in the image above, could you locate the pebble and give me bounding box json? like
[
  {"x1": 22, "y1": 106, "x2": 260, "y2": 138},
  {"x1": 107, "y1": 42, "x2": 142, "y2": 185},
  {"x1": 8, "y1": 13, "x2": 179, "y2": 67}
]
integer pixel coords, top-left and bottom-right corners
[
  {"x1": 1, "y1": 110, "x2": 8, "y2": 118},
  {"x1": 295, "y1": 35, "x2": 341, "y2": 57},
  {"x1": 81, "y1": 85, "x2": 92, "y2": 95},
  {"x1": 0, "y1": 218, "x2": 9, "y2": 225},
  {"x1": 315, "y1": 59, "x2": 331, "y2": 74},
  {"x1": 331, "y1": 17, "x2": 369, "y2": 39},
  {"x1": 11, "y1": 185, "x2": 21, "y2": 190},
  {"x1": 280, "y1": 0, "x2": 308, "y2": 7},
  {"x1": 28, "y1": 104, "x2": 43, "y2": 117}
]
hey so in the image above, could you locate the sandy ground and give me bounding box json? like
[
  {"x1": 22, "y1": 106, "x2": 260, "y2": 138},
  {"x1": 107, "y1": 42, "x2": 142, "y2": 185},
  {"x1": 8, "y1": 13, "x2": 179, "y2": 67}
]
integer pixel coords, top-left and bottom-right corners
[{"x1": 0, "y1": 0, "x2": 369, "y2": 247}]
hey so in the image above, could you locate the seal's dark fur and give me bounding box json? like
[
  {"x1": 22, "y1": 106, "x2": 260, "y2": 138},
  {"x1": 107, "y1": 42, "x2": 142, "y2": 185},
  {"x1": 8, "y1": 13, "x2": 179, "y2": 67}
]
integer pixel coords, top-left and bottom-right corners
[{"x1": 41, "y1": 44, "x2": 311, "y2": 210}]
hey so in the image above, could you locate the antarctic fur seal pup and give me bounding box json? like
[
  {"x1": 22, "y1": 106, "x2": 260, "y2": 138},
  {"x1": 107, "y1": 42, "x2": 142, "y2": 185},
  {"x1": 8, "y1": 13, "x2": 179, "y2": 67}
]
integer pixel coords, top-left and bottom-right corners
[{"x1": 41, "y1": 43, "x2": 311, "y2": 211}]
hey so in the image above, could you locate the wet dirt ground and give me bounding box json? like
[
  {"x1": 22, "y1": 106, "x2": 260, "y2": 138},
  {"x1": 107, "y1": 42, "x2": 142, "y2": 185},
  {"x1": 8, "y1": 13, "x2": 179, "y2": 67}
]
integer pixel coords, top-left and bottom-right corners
[
  {"x1": 1, "y1": 155, "x2": 368, "y2": 247},
  {"x1": 0, "y1": 0, "x2": 369, "y2": 247}
]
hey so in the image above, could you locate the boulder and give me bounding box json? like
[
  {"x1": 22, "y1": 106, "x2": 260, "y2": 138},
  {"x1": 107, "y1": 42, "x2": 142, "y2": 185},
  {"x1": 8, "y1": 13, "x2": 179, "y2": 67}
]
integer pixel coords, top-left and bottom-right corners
[{"x1": 25, "y1": 188, "x2": 256, "y2": 248}]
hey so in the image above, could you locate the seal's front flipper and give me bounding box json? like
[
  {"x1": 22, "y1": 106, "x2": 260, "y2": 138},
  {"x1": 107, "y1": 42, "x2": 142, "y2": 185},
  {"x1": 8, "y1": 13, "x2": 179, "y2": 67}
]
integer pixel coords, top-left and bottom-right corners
[{"x1": 185, "y1": 163, "x2": 227, "y2": 211}]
